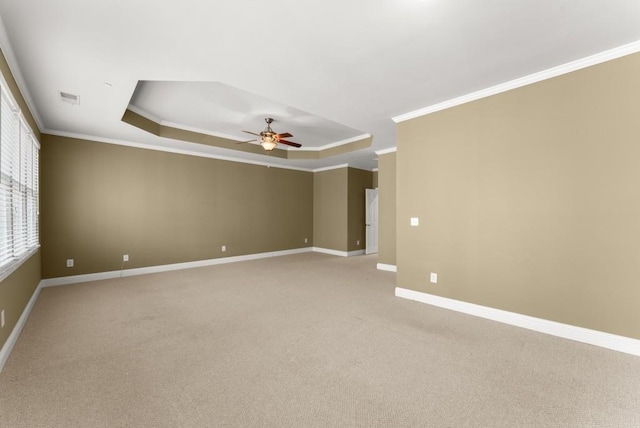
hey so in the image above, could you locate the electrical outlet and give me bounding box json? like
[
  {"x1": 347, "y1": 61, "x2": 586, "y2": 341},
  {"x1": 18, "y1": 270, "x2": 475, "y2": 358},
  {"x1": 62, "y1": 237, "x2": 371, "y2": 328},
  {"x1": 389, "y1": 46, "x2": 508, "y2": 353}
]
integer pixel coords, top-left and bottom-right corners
[
  {"x1": 430, "y1": 272, "x2": 438, "y2": 284},
  {"x1": 1, "y1": 309, "x2": 5, "y2": 328},
  {"x1": 123, "y1": 254, "x2": 129, "y2": 262},
  {"x1": 221, "y1": 245, "x2": 226, "y2": 252},
  {"x1": 356, "y1": 240, "x2": 360, "y2": 246},
  {"x1": 304, "y1": 238, "x2": 308, "y2": 243},
  {"x1": 66, "y1": 259, "x2": 74, "y2": 268}
]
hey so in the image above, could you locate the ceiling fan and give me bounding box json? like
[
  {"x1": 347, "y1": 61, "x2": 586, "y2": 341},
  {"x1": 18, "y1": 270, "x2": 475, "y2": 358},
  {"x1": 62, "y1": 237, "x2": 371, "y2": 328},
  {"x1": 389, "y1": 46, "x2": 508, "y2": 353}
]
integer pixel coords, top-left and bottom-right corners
[{"x1": 242, "y1": 118, "x2": 302, "y2": 151}]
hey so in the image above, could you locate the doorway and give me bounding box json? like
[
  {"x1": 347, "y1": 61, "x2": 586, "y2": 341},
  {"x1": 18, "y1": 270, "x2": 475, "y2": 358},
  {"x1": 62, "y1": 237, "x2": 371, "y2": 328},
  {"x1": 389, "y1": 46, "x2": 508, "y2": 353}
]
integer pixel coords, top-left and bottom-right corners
[{"x1": 365, "y1": 188, "x2": 378, "y2": 254}]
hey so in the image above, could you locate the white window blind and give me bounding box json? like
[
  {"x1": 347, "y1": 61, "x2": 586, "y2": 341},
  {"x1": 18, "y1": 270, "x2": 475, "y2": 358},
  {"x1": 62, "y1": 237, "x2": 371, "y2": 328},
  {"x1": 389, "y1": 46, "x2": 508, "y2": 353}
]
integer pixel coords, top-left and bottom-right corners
[{"x1": 0, "y1": 80, "x2": 39, "y2": 279}]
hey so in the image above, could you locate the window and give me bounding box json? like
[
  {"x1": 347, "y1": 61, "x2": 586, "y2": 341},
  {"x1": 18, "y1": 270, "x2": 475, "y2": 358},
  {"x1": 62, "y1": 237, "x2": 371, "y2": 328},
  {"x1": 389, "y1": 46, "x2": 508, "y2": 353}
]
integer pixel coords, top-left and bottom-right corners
[{"x1": 0, "y1": 79, "x2": 39, "y2": 281}]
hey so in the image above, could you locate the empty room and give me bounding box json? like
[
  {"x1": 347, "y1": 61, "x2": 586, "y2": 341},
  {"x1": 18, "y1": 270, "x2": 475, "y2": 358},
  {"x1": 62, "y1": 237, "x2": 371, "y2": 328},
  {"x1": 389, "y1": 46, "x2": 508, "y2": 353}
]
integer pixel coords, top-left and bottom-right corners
[{"x1": 1, "y1": 1, "x2": 640, "y2": 426}]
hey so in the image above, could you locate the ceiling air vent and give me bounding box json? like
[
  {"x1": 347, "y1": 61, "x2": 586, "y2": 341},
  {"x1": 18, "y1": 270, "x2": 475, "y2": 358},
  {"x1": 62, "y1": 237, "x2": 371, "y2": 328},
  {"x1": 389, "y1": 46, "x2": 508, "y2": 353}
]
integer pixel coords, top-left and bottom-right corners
[{"x1": 59, "y1": 91, "x2": 80, "y2": 105}]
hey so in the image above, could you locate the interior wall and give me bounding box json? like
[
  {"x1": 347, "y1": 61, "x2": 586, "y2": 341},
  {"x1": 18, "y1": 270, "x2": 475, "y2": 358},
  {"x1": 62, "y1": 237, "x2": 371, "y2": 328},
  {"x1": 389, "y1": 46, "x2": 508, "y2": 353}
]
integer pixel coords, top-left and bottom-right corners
[
  {"x1": 347, "y1": 168, "x2": 373, "y2": 252},
  {"x1": 0, "y1": 252, "x2": 41, "y2": 352},
  {"x1": 397, "y1": 52, "x2": 640, "y2": 340},
  {"x1": 40, "y1": 135, "x2": 314, "y2": 278},
  {"x1": 313, "y1": 168, "x2": 348, "y2": 252},
  {"x1": 372, "y1": 171, "x2": 378, "y2": 188},
  {"x1": 0, "y1": 48, "x2": 42, "y2": 355},
  {"x1": 378, "y1": 152, "x2": 396, "y2": 266}
]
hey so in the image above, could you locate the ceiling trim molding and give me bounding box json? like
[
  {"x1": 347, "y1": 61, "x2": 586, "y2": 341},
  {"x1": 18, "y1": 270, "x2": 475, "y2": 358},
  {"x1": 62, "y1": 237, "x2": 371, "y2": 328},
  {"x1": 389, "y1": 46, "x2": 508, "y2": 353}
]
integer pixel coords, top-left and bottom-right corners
[
  {"x1": 0, "y1": 16, "x2": 44, "y2": 131},
  {"x1": 128, "y1": 105, "x2": 371, "y2": 151},
  {"x1": 122, "y1": 108, "x2": 371, "y2": 160},
  {"x1": 128, "y1": 104, "x2": 249, "y2": 142},
  {"x1": 392, "y1": 39, "x2": 640, "y2": 123},
  {"x1": 125, "y1": 104, "x2": 165, "y2": 128},
  {"x1": 121, "y1": 108, "x2": 289, "y2": 158},
  {"x1": 298, "y1": 133, "x2": 372, "y2": 152},
  {"x1": 312, "y1": 163, "x2": 349, "y2": 173},
  {"x1": 42, "y1": 129, "x2": 318, "y2": 173},
  {"x1": 375, "y1": 147, "x2": 396, "y2": 155}
]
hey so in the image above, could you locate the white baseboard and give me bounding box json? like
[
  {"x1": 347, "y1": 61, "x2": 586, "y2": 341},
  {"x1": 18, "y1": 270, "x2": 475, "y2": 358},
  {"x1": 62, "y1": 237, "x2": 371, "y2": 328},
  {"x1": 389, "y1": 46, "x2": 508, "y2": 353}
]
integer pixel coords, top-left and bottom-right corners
[
  {"x1": 312, "y1": 247, "x2": 366, "y2": 257},
  {"x1": 0, "y1": 281, "x2": 43, "y2": 372},
  {"x1": 395, "y1": 287, "x2": 640, "y2": 357},
  {"x1": 377, "y1": 263, "x2": 397, "y2": 272},
  {"x1": 41, "y1": 247, "x2": 313, "y2": 287}
]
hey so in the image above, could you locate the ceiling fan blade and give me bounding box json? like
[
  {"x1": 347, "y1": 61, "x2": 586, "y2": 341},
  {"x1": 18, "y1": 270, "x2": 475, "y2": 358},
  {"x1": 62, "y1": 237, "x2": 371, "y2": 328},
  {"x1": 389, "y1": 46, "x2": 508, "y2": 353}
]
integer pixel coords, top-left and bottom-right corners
[
  {"x1": 235, "y1": 139, "x2": 254, "y2": 144},
  {"x1": 276, "y1": 132, "x2": 292, "y2": 139},
  {"x1": 278, "y1": 139, "x2": 302, "y2": 148},
  {"x1": 242, "y1": 130, "x2": 260, "y2": 136}
]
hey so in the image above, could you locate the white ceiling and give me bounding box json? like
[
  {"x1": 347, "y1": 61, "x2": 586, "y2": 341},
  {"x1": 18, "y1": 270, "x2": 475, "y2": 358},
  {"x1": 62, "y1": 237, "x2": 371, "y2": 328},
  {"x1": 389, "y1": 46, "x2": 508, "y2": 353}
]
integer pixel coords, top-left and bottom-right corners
[
  {"x1": 1, "y1": 1, "x2": 640, "y2": 171},
  {"x1": 129, "y1": 81, "x2": 367, "y2": 148}
]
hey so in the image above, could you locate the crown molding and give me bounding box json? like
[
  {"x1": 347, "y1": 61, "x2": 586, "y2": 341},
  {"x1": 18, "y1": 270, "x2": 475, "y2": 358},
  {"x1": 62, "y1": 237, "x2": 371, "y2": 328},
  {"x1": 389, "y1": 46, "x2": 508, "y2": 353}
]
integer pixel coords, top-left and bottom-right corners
[
  {"x1": 393, "y1": 39, "x2": 640, "y2": 123},
  {"x1": 298, "y1": 133, "x2": 372, "y2": 152},
  {"x1": 312, "y1": 163, "x2": 349, "y2": 173},
  {"x1": 375, "y1": 147, "x2": 397, "y2": 155},
  {"x1": 127, "y1": 105, "x2": 250, "y2": 143}
]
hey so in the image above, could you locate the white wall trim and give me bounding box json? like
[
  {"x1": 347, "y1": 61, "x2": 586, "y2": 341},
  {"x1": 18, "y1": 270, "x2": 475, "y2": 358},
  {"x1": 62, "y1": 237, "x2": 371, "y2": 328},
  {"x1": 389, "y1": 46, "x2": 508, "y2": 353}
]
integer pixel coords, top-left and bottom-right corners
[
  {"x1": 375, "y1": 147, "x2": 397, "y2": 155},
  {"x1": 347, "y1": 249, "x2": 366, "y2": 257},
  {"x1": 377, "y1": 263, "x2": 397, "y2": 272},
  {"x1": 41, "y1": 248, "x2": 313, "y2": 287},
  {"x1": 312, "y1": 247, "x2": 366, "y2": 257},
  {"x1": 312, "y1": 163, "x2": 349, "y2": 173},
  {"x1": 395, "y1": 287, "x2": 640, "y2": 357},
  {"x1": 392, "y1": 39, "x2": 640, "y2": 123},
  {"x1": 0, "y1": 281, "x2": 43, "y2": 372},
  {"x1": 299, "y1": 134, "x2": 372, "y2": 152}
]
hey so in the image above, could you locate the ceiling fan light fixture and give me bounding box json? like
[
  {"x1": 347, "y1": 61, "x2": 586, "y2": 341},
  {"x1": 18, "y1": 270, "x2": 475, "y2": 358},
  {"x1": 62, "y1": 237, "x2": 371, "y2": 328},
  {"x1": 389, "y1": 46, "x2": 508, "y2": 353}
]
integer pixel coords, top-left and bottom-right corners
[{"x1": 260, "y1": 138, "x2": 278, "y2": 151}]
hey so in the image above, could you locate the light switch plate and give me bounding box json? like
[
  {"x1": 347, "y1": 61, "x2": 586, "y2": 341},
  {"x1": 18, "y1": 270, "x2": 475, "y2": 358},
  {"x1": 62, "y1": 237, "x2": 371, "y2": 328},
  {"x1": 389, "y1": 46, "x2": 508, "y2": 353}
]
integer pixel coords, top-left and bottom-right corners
[{"x1": 410, "y1": 217, "x2": 419, "y2": 226}]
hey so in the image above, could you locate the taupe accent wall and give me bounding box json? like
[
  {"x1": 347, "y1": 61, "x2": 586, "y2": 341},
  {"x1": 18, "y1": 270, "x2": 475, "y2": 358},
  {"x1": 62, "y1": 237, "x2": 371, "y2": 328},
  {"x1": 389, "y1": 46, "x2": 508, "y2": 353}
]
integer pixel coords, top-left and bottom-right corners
[
  {"x1": 41, "y1": 135, "x2": 314, "y2": 278},
  {"x1": 0, "y1": 48, "x2": 42, "y2": 354},
  {"x1": 313, "y1": 168, "x2": 348, "y2": 252},
  {"x1": 378, "y1": 152, "x2": 396, "y2": 266},
  {"x1": 397, "y1": 52, "x2": 640, "y2": 339},
  {"x1": 313, "y1": 167, "x2": 372, "y2": 252},
  {"x1": 347, "y1": 168, "x2": 373, "y2": 252}
]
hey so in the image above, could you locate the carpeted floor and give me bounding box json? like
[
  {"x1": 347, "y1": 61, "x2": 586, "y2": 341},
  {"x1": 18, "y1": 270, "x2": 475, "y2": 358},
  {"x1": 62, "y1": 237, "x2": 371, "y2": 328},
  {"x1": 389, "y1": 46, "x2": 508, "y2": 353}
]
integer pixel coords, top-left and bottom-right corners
[{"x1": 1, "y1": 252, "x2": 639, "y2": 427}]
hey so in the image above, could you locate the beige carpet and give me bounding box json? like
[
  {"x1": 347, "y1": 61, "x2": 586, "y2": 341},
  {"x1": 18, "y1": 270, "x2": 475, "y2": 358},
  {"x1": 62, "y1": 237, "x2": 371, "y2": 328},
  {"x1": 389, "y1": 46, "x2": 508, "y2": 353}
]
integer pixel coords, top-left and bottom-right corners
[{"x1": 1, "y1": 252, "x2": 639, "y2": 427}]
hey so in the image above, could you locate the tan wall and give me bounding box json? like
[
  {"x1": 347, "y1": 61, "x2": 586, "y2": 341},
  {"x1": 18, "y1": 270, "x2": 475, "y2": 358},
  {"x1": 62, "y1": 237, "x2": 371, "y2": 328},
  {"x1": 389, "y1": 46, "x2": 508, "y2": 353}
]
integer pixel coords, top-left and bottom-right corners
[
  {"x1": 0, "y1": 49, "x2": 42, "y2": 354},
  {"x1": 0, "y1": 251, "x2": 41, "y2": 352},
  {"x1": 40, "y1": 135, "x2": 313, "y2": 278},
  {"x1": 378, "y1": 152, "x2": 396, "y2": 266},
  {"x1": 397, "y1": 52, "x2": 640, "y2": 340},
  {"x1": 313, "y1": 168, "x2": 348, "y2": 251},
  {"x1": 372, "y1": 171, "x2": 378, "y2": 188},
  {"x1": 347, "y1": 168, "x2": 373, "y2": 252}
]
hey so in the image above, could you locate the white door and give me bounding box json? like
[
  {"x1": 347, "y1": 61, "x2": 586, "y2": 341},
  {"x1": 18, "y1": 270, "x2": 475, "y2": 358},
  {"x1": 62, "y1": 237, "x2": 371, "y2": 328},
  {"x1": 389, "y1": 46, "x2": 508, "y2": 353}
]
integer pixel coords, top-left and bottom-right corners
[{"x1": 365, "y1": 188, "x2": 378, "y2": 254}]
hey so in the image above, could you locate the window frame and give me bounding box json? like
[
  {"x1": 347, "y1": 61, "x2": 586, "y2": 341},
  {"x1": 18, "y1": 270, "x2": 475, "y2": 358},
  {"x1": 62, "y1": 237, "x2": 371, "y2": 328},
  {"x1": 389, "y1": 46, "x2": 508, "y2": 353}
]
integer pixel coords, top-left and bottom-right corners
[{"x1": 0, "y1": 74, "x2": 40, "y2": 283}]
